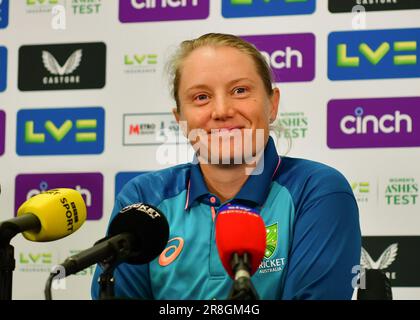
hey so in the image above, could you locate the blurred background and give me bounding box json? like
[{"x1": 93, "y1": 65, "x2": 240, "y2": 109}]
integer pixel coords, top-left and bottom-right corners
[{"x1": 0, "y1": 0, "x2": 419, "y2": 299}]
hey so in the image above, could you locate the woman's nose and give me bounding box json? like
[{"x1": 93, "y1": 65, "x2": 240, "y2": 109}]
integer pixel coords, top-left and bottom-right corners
[{"x1": 211, "y1": 96, "x2": 234, "y2": 120}]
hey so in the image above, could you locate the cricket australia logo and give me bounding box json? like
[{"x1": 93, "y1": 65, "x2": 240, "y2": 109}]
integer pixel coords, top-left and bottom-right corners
[
  {"x1": 259, "y1": 222, "x2": 285, "y2": 274},
  {"x1": 42, "y1": 49, "x2": 82, "y2": 84},
  {"x1": 265, "y1": 222, "x2": 278, "y2": 259},
  {"x1": 361, "y1": 243, "x2": 398, "y2": 270}
]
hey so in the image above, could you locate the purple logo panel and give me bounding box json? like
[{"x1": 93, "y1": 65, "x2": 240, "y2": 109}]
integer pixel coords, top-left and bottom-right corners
[
  {"x1": 119, "y1": 0, "x2": 209, "y2": 22},
  {"x1": 328, "y1": 97, "x2": 420, "y2": 149},
  {"x1": 241, "y1": 33, "x2": 315, "y2": 82},
  {"x1": 15, "y1": 173, "x2": 103, "y2": 220}
]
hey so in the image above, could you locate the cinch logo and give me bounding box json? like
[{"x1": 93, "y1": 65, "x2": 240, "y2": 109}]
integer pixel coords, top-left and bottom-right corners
[
  {"x1": 0, "y1": 0, "x2": 9, "y2": 28},
  {"x1": 115, "y1": 172, "x2": 148, "y2": 198},
  {"x1": 328, "y1": 0, "x2": 420, "y2": 13},
  {"x1": 384, "y1": 177, "x2": 418, "y2": 206},
  {"x1": 222, "y1": 0, "x2": 315, "y2": 18},
  {"x1": 0, "y1": 110, "x2": 5, "y2": 156},
  {"x1": 119, "y1": 0, "x2": 209, "y2": 23},
  {"x1": 124, "y1": 53, "x2": 158, "y2": 74},
  {"x1": 15, "y1": 172, "x2": 104, "y2": 220},
  {"x1": 123, "y1": 113, "x2": 186, "y2": 145},
  {"x1": 327, "y1": 97, "x2": 420, "y2": 148},
  {"x1": 328, "y1": 28, "x2": 420, "y2": 80},
  {"x1": 18, "y1": 42, "x2": 106, "y2": 91},
  {"x1": 241, "y1": 33, "x2": 315, "y2": 82},
  {"x1": 72, "y1": 0, "x2": 102, "y2": 14},
  {"x1": 0, "y1": 46, "x2": 6, "y2": 92},
  {"x1": 16, "y1": 107, "x2": 105, "y2": 155}
]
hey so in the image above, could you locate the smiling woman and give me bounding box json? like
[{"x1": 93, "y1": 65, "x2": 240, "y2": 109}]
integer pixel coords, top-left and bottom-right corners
[
  {"x1": 169, "y1": 34, "x2": 280, "y2": 187},
  {"x1": 91, "y1": 33, "x2": 362, "y2": 300},
  {"x1": 172, "y1": 45, "x2": 278, "y2": 171}
]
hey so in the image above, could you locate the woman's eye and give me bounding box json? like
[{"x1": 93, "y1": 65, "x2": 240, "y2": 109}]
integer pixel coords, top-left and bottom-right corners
[
  {"x1": 233, "y1": 87, "x2": 247, "y2": 94},
  {"x1": 195, "y1": 94, "x2": 208, "y2": 101}
]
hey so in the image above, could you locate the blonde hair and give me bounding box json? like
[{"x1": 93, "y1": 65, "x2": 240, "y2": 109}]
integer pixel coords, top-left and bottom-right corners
[{"x1": 167, "y1": 33, "x2": 275, "y2": 112}]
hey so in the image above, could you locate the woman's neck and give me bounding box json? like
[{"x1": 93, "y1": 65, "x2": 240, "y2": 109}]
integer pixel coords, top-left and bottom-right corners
[{"x1": 199, "y1": 163, "x2": 250, "y2": 203}]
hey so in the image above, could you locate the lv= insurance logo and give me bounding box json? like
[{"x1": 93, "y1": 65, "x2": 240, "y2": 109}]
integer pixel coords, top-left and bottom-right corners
[
  {"x1": 328, "y1": 28, "x2": 420, "y2": 80},
  {"x1": 0, "y1": 0, "x2": 9, "y2": 29},
  {"x1": 222, "y1": 0, "x2": 315, "y2": 18},
  {"x1": 16, "y1": 107, "x2": 105, "y2": 156}
]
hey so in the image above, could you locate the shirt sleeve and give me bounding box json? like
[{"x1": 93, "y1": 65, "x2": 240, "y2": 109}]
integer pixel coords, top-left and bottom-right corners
[
  {"x1": 281, "y1": 192, "x2": 361, "y2": 300},
  {"x1": 91, "y1": 197, "x2": 154, "y2": 300}
]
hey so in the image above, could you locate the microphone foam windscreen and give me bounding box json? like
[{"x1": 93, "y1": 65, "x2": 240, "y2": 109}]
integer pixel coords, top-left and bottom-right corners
[
  {"x1": 108, "y1": 203, "x2": 169, "y2": 264},
  {"x1": 17, "y1": 188, "x2": 87, "y2": 242},
  {"x1": 215, "y1": 204, "x2": 266, "y2": 278}
]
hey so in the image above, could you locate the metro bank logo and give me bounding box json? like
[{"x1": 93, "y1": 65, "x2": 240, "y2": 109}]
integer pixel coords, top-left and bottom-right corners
[
  {"x1": 328, "y1": 28, "x2": 420, "y2": 80},
  {"x1": 327, "y1": 97, "x2": 420, "y2": 149},
  {"x1": 15, "y1": 173, "x2": 104, "y2": 220},
  {"x1": 241, "y1": 33, "x2": 315, "y2": 82},
  {"x1": 222, "y1": 0, "x2": 315, "y2": 18},
  {"x1": 16, "y1": 107, "x2": 105, "y2": 156},
  {"x1": 119, "y1": 0, "x2": 209, "y2": 23}
]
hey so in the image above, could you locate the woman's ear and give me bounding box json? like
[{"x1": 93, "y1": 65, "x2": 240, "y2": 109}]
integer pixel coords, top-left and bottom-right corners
[
  {"x1": 269, "y1": 87, "x2": 280, "y2": 123},
  {"x1": 172, "y1": 107, "x2": 180, "y2": 123},
  {"x1": 173, "y1": 107, "x2": 188, "y2": 137}
]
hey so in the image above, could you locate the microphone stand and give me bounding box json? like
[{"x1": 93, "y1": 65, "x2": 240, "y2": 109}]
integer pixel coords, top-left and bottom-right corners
[
  {"x1": 98, "y1": 262, "x2": 116, "y2": 300},
  {"x1": 0, "y1": 216, "x2": 42, "y2": 300},
  {"x1": 95, "y1": 234, "x2": 135, "y2": 300},
  {"x1": 0, "y1": 243, "x2": 14, "y2": 300},
  {"x1": 0, "y1": 220, "x2": 24, "y2": 300},
  {"x1": 228, "y1": 253, "x2": 259, "y2": 300}
]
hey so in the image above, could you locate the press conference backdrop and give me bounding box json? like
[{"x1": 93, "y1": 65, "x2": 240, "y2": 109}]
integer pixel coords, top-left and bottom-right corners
[{"x1": 0, "y1": 0, "x2": 420, "y2": 300}]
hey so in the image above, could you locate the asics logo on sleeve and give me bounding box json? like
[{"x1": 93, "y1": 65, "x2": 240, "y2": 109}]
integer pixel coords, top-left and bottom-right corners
[{"x1": 159, "y1": 237, "x2": 184, "y2": 267}]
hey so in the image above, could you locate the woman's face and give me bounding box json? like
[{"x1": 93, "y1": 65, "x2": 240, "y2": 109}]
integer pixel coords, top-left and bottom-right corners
[{"x1": 174, "y1": 45, "x2": 279, "y2": 165}]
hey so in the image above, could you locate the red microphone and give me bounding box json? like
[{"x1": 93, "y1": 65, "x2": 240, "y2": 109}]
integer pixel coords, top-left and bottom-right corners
[{"x1": 215, "y1": 204, "x2": 266, "y2": 300}]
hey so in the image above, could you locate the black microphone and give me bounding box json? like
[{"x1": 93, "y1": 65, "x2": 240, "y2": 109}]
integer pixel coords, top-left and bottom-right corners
[
  {"x1": 357, "y1": 269, "x2": 393, "y2": 300},
  {"x1": 57, "y1": 203, "x2": 170, "y2": 276},
  {"x1": 45, "y1": 202, "x2": 170, "y2": 299}
]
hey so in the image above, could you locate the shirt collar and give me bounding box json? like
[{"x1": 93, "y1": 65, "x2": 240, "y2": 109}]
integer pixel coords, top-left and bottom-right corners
[
  {"x1": 185, "y1": 162, "x2": 209, "y2": 210},
  {"x1": 185, "y1": 136, "x2": 281, "y2": 210}
]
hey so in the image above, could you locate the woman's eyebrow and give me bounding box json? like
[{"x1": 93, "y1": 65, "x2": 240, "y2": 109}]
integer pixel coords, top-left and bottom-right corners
[
  {"x1": 185, "y1": 78, "x2": 255, "y2": 93},
  {"x1": 227, "y1": 77, "x2": 255, "y2": 86},
  {"x1": 185, "y1": 84, "x2": 211, "y2": 93}
]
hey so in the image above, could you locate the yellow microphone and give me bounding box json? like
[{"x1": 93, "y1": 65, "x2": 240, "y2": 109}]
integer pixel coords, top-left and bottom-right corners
[{"x1": 0, "y1": 188, "x2": 86, "y2": 243}]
